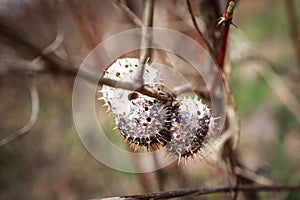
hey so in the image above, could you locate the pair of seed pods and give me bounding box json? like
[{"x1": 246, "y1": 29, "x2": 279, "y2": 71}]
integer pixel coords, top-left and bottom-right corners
[{"x1": 99, "y1": 58, "x2": 213, "y2": 159}]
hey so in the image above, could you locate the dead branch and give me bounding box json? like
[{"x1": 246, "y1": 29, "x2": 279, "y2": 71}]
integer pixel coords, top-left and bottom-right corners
[
  {"x1": 186, "y1": 0, "x2": 215, "y2": 60},
  {"x1": 41, "y1": 9, "x2": 65, "y2": 55},
  {"x1": 0, "y1": 59, "x2": 46, "y2": 74},
  {"x1": 0, "y1": 22, "x2": 175, "y2": 102},
  {"x1": 112, "y1": 0, "x2": 143, "y2": 27},
  {"x1": 138, "y1": 0, "x2": 154, "y2": 84},
  {"x1": 99, "y1": 184, "x2": 300, "y2": 200},
  {"x1": 0, "y1": 81, "x2": 39, "y2": 148},
  {"x1": 254, "y1": 59, "x2": 300, "y2": 124},
  {"x1": 237, "y1": 54, "x2": 300, "y2": 124},
  {"x1": 284, "y1": 0, "x2": 300, "y2": 79}
]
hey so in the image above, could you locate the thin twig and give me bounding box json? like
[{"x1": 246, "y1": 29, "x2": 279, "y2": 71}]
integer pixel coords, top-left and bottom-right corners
[
  {"x1": 284, "y1": 0, "x2": 300, "y2": 79},
  {"x1": 234, "y1": 166, "x2": 273, "y2": 186},
  {"x1": 0, "y1": 22, "x2": 174, "y2": 102},
  {"x1": 253, "y1": 58, "x2": 300, "y2": 124},
  {"x1": 221, "y1": 71, "x2": 241, "y2": 150},
  {"x1": 42, "y1": 14, "x2": 65, "y2": 55},
  {"x1": 236, "y1": 54, "x2": 300, "y2": 124},
  {"x1": 0, "y1": 16, "x2": 66, "y2": 148},
  {"x1": 100, "y1": 184, "x2": 300, "y2": 199},
  {"x1": 112, "y1": 0, "x2": 143, "y2": 27},
  {"x1": 186, "y1": 0, "x2": 215, "y2": 59},
  {"x1": 0, "y1": 21, "x2": 80, "y2": 75},
  {"x1": 138, "y1": 0, "x2": 154, "y2": 84},
  {"x1": 0, "y1": 59, "x2": 46, "y2": 74},
  {"x1": 66, "y1": 1, "x2": 97, "y2": 50},
  {"x1": 0, "y1": 81, "x2": 39, "y2": 148},
  {"x1": 1, "y1": 59, "x2": 173, "y2": 102}
]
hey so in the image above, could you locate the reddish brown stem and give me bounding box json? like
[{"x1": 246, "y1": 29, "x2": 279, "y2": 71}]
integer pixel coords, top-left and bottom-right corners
[
  {"x1": 217, "y1": 0, "x2": 236, "y2": 69},
  {"x1": 218, "y1": 21, "x2": 230, "y2": 68}
]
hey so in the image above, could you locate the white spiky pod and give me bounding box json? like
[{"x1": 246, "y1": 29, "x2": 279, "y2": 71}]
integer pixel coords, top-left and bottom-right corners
[
  {"x1": 99, "y1": 58, "x2": 163, "y2": 116},
  {"x1": 99, "y1": 58, "x2": 170, "y2": 149},
  {"x1": 166, "y1": 96, "x2": 213, "y2": 160},
  {"x1": 116, "y1": 94, "x2": 173, "y2": 150}
]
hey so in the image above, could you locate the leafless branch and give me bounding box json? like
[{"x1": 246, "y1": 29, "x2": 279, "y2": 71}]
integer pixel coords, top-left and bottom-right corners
[
  {"x1": 112, "y1": 0, "x2": 143, "y2": 27},
  {"x1": 238, "y1": 54, "x2": 300, "y2": 124},
  {"x1": 255, "y1": 62, "x2": 300, "y2": 124},
  {"x1": 234, "y1": 166, "x2": 273, "y2": 186},
  {"x1": 41, "y1": 15, "x2": 65, "y2": 55},
  {"x1": 139, "y1": 0, "x2": 154, "y2": 64},
  {"x1": 100, "y1": 184, "x2": 300, "y2": 199},
  {"x1": 221, "y1": 71, "x2": 241, "y2": 150},
  {"x1": 0, "y1": 22, "x2": 175, "y2": 102},
  {"x1": 284, "y1": 0, "x2": 300, "y2": 79},
  {"x1": 0, "y1": 80, "x2": 39, "y2": 148},
  {"x1": 186, "y1": 0, "x2": 215, "y2": 60},
  {"x1": 138, "y1": 0, "x2": 154, "y2": 84},
  {"x1": 1, "y1": 60, "x2": 173, "y2": 102},
  {"x1": 0, "y1": 59, "x2": 46, "y2": 74}
]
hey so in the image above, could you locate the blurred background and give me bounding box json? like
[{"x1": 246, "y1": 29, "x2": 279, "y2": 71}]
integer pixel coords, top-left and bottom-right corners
[{"x1": 0, "y1": 0, "x2": 300, "y2": 199}]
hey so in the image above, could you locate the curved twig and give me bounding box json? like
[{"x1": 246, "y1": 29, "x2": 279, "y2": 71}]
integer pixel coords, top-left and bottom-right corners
[
  {"x1": 0, "y1": 80, "x2": 39, "y2": 148},
  {"x1": 41, "y1": 13, "x2": 65, "y2": 55}
]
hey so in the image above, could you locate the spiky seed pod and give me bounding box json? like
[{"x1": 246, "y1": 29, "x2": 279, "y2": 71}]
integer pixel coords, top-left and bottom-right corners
[
  {"x1": 116, "y1": 94, "x2": 174, "y2": 151},
  {"x1": 100, "y1": 58, "x2": 163, "y2": 116},
  {"x1": 166, "y1": 97, "x2": 212, "y2": 159},
  {"x1": 99, "y1": 58, "x2": 171, "y2": 150},
  {"x1": 99, "y1": 58, "x2": 216, "y2": 159}
]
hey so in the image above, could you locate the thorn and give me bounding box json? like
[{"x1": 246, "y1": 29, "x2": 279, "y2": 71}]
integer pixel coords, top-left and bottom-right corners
[
  {"x1": 231, "y1": 21, "x2": 238, "y2": 28},
  {"x1": 145, "y1": 57, "x2": 150, "y2": 64},
  {"x1": 216, "y1": 16, "x2": 226, "y2": 28},
  {"x1": 156, "y1": 138, "x2": 164, "y2": 145},
  {"x1": 177, "y1": 155, "x2": 181, "y2": 166}
]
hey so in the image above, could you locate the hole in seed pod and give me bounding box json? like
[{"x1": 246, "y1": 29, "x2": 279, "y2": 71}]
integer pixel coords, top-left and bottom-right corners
[
  {"x1": 145, "y1": 107, "x2": 149, "y2": 111},
  {"x1": 128, "y1": 92, "x2": 139, "y2": 100},
  {"x1": 146, "y1": 117, "x2": 151, "y2": 122},
  {"x1": 116, "y1": 72, "x2": 120, "y2": 77},
  {"x1": 125, "y1": 64, "x2": 129, "y2": 68},
  {"x1": 197, "y1": 110, "x2": 201, "y2": 115}
]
